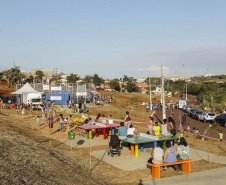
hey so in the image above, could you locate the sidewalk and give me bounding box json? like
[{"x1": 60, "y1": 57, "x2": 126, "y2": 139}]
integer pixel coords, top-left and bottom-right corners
[{"x1": 142, "y1": 167, "x2": 226, "y2": 185}]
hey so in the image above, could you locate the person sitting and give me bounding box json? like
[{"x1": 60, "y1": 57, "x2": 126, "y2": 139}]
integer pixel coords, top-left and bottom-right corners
[
  {"x1": 163, "y1": 141, "x2": 180, "y2": 172},
  {"x1": 101, "y1": 114, "x2": 107, "y2": 124},
  {"x1": 152, "y1": 122, "x2": 161, "y2": 137},
  {"x1": 108, "y1": 115, "x2": 114, "y2": 124},
  {"x1": 117, "y1": 122, "x2": 127, "y2": 148},
  {"x1": 176, "y1": 137, "x2": 189, "y2": 171},
  {"x1": 96, "y1": 114, "x2": 101, "y2": 122},
  {"x1": 127, "y1": 125, "x2": 137, "y2": 138},
  {"x1": 150, "y1": 141, "x2": 164, "y2": 166}
]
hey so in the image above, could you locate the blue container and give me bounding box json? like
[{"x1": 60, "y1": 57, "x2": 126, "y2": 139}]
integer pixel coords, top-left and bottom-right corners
[{"x1": 42, "y1": 94, "x2": 69, "y2": 105}]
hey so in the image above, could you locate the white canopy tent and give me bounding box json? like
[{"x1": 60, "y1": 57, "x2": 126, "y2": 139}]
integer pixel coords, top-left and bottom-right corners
[
  {"x1": 12, "y1": 83, "x2": 42, "y2": 104},
  {"x1": 12, "y1": 82, "x2": 39, "y2": 94}
]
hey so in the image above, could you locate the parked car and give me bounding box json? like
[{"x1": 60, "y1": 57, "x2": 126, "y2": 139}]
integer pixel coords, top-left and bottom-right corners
[
  {"x1": 214, "y1": 114, "x2": 226, "y2": 127},
  {"x1": 185, "y1": 106, "x2": 192, "y2": 113},
  {"x1": 188, "y1": 109, "x2": 197, "y2": 117},
  {"x1": 198, "y1": 112, "x2": 216, "y2": 123},
  {"x1": 192, "y1": 111, "x2": 203, "y2": 120},
  {"x1": 183, "y1": 105, "x2": 191, "y2": 112}
]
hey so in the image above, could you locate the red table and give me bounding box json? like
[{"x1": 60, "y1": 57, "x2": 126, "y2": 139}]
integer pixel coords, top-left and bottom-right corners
[{"x1": 77, "y1": 123, "x2": 120, "y2": 140}]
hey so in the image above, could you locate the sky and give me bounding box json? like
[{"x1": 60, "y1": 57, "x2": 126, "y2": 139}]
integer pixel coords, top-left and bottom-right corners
[{"x1": 0, "y1": 0, "x2": 226, "y2": 79}]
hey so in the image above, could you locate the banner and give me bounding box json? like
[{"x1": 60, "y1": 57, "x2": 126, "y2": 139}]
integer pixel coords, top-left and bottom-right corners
[
  {"x1": 76, "y1": 92, "x2": 87, "y2": 96},
  {"x1": 43, "y1": 85, "x2": 49, "y2": 90},
  {"x1": 50, "y1": 96, "x2": 62, "y2": 100},
  {"x1": 51, "y1": 86, "x2": 61, "y2": 90}
]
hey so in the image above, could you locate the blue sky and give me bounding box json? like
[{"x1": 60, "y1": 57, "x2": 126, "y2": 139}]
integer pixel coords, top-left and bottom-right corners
[{"x1": 0, "y1": 0, "x2": 226, "y2": 79}]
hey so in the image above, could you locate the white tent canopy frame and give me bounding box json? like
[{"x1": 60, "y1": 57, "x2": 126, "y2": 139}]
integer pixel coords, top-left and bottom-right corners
[{"x1": 12, "y1": 82, "x2": 39, "y2": 94}]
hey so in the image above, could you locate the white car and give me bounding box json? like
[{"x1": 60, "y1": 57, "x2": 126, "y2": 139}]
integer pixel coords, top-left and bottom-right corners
[
  {"x1": 185, "y1": 106, "x2": 192, "y2": 113},
  {"x1": 198, "y1": 112, "x2": 216, "y2": 122}
]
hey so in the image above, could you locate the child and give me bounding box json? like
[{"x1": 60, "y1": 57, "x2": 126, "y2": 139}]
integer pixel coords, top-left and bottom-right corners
[
  {"x1": 178, "y1": 131, "x2": 184, "y2": 142},
  {"x1": 22, "y1": 106, "x2": 25, "y2": 118},
  {"x1": 218, "y1": 131, "x2": 224, "y2": 142},
  {"x1": 16, "y1": 104, "x2": 19, "y2": 114},
  {"x1": 153, "y1": 122, "x2": 161, "y2": 137},
  {"x1": 147, "y1": 117, "x2": 154, "y2": 135},
  {"x1": 60, "y1": 114, "x2": 64, "y2": 131},
  {"x1": 171, "y1": 109, "x2": 174, "y2": 116},
  {"x1": 36, "y1": 116, "x2": 40, "y2": 126},
  {"x1": 187, "y1": 124, "x2": 190, "y2": 133},
  {"x1": 193, "y1": 127, "x2": 196, "y2": 134}
]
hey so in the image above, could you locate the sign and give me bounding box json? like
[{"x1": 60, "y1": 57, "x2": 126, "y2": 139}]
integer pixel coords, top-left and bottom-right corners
[
  {"x1": 50, "y1": 96, "x2": 62, "y2": 100},
  {"x1": 51, "y1": 86, "x2": 61, "y2": 90},
  {"x1": 43, "y1": 85, "x2": 49, "y2": 90},
  {"x1": 76, "y1": 92, "x2": 87, "y2": 96}
]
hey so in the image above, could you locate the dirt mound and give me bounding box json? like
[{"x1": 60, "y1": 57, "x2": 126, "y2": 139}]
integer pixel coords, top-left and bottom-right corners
[{"x1": 0, "y1": 113, "x2": 106, "y2": 185}]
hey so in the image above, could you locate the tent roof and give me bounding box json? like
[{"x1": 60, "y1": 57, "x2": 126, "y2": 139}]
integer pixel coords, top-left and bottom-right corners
[{"x1": 11, "y1": 82, "x2": 41, "y2": 94}]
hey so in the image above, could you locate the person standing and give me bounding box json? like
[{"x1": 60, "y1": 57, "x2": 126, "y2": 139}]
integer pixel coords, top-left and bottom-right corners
[
  {"x1": 161, "y1": 119, "x2": 169, "y2": 135},
  {"x1": 84, "y1": 102, "x2": 87, "y2": 112},
  {"x1": 48, "y1": 108, "x2": 54, "y2": 134},
  {"x1": 168, "y1": 117, "x2": 177, "y2": 136},
  {"x1": 59, "y1": 114, "x2": 64, "y2": 132},
  {"x1": 153, "y1": 122, "x2": 161, "y2": 137},
  {"x1": 124, "y1": 111, "x2": 132, "y2": 129},
  {"x1": 22, "y1": 106, "x2": 25, "y2": 119},
  {"x1": 36, "y1": 116, "x2": 40, "y2": 126},
  {"x1": 182, "y1": 114, "x2": 186, "y2": 125},
  {"x1": 147, "y1": 117, "x2": 154, "y2": 135},
  {"x1": 218, "y1": 131, "x2": 224, "y2": 142}
]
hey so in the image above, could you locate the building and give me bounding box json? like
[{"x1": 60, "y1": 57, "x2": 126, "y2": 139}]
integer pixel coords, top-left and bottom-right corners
[{"x1": 31, "y1": 69, "x2": 53, "y2": 77}]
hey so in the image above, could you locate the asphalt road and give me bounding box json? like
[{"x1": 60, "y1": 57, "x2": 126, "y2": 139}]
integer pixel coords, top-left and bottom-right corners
[{"x1": 153, "y1": 107, "x2": 226, "y2": 140}]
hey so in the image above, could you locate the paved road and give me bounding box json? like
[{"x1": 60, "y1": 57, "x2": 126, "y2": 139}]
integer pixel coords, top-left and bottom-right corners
[{"x1": 153, "y1": 108, "x2": 226, "y2": 141}]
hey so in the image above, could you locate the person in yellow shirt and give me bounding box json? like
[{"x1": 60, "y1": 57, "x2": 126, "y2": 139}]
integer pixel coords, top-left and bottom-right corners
[{"x1": 152, "y1": 122, "x2": 161, "y2": 136}]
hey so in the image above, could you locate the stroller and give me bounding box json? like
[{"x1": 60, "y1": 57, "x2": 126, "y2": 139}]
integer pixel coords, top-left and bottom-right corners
[{"x1": 107, "y1": 135, "x2": 121, "y2": 157}]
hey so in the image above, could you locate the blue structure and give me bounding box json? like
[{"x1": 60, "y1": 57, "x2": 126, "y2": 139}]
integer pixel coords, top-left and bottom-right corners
[
  {"x1": 42, "y1": 94, "x2": 69, "y2": 105},
  {"x1": 55, "y1": 90, "x2": 72, "y2": 97}
]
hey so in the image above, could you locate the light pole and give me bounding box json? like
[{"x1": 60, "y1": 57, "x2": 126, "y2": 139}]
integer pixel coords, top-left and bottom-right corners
[
  {"x1": 185, "y1": 83, "x2": 188, "y2": 101},
  {"x1": 149, "y1": 77, "x2": 152, "y2": 110}
]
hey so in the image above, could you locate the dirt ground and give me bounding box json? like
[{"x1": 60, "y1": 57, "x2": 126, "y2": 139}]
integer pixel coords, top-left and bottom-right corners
[{"x1": 1, "y1": 91, "x2": 226, "y2": 184}]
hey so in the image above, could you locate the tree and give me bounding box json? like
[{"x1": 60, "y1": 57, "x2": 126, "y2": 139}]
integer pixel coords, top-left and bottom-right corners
[
  {"x1": 84, "y1": 75, "x2": 93, "y2": 83},
  {"x1": 109, "y1": 79, "x2": 120, "y2": 91},
  {"x1": 67, "y1": 73, "x2": 80, "y2": 83},
  {"x1": 125, "y1": 81, "x2": 138, "y2": 93},
  {"x1": 123, "y1": 75, "x2": 130, "y2": 82},
  {"x1": 28, "y1": 75, "x2": 34, "y2": 83},
  {"x1": 93, "y1": 73, "x2": 104, "y2": 86},
  {"x1": 35, "y1": 70, "x2": 45, "y2": 82},
  {"x1": 3, "y1": 66, "x2": 24, "y2": 87}
]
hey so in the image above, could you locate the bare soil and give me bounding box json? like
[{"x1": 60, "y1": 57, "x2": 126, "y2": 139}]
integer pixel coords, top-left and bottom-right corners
[{"x1": 1, "y1": 90, "x2": 226, "y2": 184}]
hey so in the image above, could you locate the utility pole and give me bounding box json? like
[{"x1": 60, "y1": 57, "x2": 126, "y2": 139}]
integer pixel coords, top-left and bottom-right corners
[
  {"x1": 186, "y1": 83, "x2": 188, "y2": 101},
  {"x1": 149, "y1": 76, "x2": 152, "y2": 110},
  {"x1": 161, "y1": 66, "x2": 166, "y2": 120}
]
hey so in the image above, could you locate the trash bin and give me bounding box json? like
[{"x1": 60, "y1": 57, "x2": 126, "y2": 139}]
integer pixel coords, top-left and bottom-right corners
[{"x1": 68, "y1": 131, "x2": 75, "y2": 140}]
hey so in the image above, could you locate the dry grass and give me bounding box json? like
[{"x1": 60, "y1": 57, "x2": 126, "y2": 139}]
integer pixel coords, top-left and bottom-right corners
[{"x1": 0, "y1": 91, "x2": 226, "y2": 184}]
